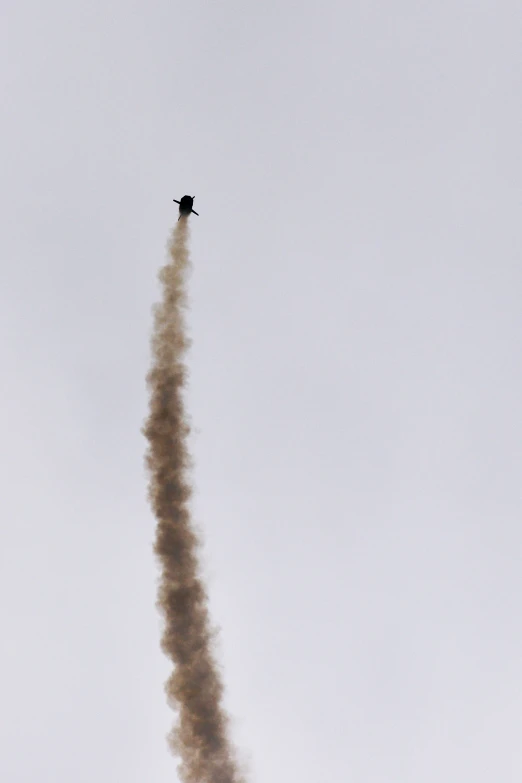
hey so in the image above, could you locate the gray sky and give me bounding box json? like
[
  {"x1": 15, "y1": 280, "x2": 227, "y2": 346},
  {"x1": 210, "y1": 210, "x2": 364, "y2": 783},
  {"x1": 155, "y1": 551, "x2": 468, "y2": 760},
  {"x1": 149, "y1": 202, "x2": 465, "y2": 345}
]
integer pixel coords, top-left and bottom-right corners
[{"x1": 1, "y1": 1, "x2": 522, "y2": 781}]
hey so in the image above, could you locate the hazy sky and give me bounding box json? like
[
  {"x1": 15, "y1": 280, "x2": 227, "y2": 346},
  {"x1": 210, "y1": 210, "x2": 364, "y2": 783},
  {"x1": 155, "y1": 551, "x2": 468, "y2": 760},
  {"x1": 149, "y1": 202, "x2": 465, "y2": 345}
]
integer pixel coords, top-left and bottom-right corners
[{"x1": 2, "y1": 1, "x2": 522, "y2": 781}]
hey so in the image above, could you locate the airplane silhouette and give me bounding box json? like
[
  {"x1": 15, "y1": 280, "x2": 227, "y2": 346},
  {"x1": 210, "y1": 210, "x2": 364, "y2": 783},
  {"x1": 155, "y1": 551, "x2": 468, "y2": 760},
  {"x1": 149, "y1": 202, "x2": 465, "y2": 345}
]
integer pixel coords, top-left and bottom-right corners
[{"x1": 173, "y1": 195, "x2": 199, "y2": 220}]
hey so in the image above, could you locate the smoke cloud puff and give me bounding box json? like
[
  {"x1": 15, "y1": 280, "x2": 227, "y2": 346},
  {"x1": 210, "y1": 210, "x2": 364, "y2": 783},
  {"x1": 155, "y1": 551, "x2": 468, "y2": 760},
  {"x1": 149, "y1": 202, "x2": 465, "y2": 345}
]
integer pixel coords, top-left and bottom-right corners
[{"x1": 144, "y1": 219, "x2": 244, "y2": 783}]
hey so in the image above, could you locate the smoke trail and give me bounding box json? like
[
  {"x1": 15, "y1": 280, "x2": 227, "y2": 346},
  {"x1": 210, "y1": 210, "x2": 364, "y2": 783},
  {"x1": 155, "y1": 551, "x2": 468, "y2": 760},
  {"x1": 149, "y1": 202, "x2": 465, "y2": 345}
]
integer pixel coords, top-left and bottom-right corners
[{"x1": 144, "y1": 218, "x2": 243, "y2": 783}]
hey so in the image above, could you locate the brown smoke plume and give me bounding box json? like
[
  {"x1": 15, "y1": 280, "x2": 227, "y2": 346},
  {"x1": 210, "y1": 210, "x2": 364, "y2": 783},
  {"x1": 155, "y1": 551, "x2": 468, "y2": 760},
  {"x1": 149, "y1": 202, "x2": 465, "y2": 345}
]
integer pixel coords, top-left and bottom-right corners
[{"x1": 144, "y1": 218, "x2": 243, "y2": 783}]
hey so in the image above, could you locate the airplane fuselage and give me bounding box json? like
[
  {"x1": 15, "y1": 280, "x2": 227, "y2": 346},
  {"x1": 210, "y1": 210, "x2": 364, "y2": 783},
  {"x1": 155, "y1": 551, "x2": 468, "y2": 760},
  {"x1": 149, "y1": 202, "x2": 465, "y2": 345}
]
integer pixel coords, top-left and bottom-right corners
[
  {"x1": 173, "y1": 195, "x2": 199, "y2": 219},
  {"x1": 178, "y1": 195, "x2": 194, "y2": 214}
]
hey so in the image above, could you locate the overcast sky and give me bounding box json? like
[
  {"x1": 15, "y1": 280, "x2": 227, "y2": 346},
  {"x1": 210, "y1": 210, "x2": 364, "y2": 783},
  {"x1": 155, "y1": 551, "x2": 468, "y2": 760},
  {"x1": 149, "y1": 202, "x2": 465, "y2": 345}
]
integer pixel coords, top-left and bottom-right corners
[{"x1": 1, "y1": 1, "x2": 522, "y2": 781}]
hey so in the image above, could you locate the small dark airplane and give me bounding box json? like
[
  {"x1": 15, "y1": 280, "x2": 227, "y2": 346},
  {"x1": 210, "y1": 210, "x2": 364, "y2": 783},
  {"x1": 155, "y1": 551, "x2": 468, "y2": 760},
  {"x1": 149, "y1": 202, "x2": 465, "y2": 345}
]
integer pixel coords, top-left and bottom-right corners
[{"x1": 173, "y1": 195, "x2": 199, "y2": 220}]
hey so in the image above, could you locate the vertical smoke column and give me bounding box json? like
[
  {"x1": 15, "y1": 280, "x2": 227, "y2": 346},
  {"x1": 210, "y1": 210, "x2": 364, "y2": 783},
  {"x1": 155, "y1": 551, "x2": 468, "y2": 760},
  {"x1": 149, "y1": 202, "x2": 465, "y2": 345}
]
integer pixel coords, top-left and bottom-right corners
[{"x1": 144, "y1": 219, "x2": 242, "y2": 783}]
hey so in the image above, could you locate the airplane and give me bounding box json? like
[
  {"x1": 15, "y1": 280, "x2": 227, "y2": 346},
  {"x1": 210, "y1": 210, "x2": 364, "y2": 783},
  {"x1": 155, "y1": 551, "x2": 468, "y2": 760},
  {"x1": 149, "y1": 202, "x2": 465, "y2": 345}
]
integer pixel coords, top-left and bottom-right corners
[{"x1": 173, "y1": 195, "x2": 199, "y2": 220}]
